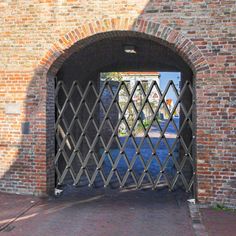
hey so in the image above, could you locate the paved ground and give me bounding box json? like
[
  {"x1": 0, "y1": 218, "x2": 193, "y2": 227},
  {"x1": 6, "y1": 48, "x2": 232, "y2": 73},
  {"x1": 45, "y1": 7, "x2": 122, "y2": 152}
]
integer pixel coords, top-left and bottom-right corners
[
  {"x1": 0, "y1": 187, "x2": 195, "y2": 236},
  {"x1": 201, "y1": 208, "x2": 236, "y2": 236},
  {"x1": 96, "y1": 119, "x2": 181, "y2": 189}
]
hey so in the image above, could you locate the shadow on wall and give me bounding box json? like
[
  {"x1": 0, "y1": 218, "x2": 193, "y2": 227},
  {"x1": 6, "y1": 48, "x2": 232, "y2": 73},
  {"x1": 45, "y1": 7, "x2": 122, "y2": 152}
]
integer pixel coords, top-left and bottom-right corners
[{"x1": 0, "y1": 1, "x2": 210, "y2": 197}]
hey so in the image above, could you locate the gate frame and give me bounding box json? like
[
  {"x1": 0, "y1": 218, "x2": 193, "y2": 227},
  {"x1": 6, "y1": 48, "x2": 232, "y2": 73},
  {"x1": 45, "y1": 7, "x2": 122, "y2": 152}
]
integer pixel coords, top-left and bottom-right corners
[
  {"x1": 55, "y1": 78, "x2": 196, "y2": 193},
  {"x1": 35, "y1": 16, "x2": 210, "y2": 198}
]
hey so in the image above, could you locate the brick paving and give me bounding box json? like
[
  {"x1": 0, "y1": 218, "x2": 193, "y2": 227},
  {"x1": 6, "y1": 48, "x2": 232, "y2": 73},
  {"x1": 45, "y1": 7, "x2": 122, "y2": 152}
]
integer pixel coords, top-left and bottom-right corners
[
  {"x1": 0, "y1": 0, "x2": 235, "y2": 208},
  {"x1": 0, "y1": 189, "x2": 195, "y2": 236},
  {"x1": 2, "y1": 189, "x2": 236, "y2": 236},
  {"x1": 200, "y1": 208, "x2": 236, "y2": 236}
]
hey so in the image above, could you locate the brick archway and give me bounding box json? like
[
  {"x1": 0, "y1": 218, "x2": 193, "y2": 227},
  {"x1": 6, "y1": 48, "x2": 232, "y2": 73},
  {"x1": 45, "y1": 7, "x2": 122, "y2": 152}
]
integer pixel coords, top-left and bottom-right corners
[
  {"x1": 36, "y1": 16, "x2": 210, "y2": 196},
  {"x1": 39, "y1": 17, "x2": 209, "y2": 76}
]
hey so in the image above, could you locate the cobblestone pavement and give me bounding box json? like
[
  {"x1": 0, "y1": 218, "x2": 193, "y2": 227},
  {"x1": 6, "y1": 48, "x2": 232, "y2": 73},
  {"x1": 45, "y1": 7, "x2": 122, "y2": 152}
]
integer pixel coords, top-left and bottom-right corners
[
  {"x1": 96, "y1": 119, "x2": 181, "y2": 189},
  {"x1": 0, "y1": 188, "x2": 195, "y2": 236}
]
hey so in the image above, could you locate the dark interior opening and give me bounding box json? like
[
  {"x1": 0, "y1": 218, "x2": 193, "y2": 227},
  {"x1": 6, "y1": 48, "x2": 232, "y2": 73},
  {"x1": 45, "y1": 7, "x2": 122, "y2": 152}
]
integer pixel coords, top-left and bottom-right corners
[{"x1": 55, "y1": 31, "x2": 194, "y2": 193}]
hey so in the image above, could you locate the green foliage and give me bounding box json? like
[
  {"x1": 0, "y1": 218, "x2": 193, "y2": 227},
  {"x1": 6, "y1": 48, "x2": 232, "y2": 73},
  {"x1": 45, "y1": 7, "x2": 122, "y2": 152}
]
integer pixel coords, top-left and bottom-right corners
[
  {"x1": 101, "y1": 72, "x2": 123, "y2": 81},
  {"x1": 142, "y1": 119, "x2": 152, "y2": 128},
  {"x1": 133, "y1": 119, "x2": 151, "y2": 135},
  {"x1": 119, "y1": 129, "x2": 128, "y2": 137},
  {"x1": 213, "y1": 204, "x2": 236, "y2": 213}
]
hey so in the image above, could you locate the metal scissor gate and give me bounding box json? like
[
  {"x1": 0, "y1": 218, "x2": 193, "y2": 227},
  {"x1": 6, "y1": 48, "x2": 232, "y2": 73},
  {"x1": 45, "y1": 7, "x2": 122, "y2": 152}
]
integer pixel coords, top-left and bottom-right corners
[{"x1": 55, "y1": 79, "x2": 196, "y2": 193}]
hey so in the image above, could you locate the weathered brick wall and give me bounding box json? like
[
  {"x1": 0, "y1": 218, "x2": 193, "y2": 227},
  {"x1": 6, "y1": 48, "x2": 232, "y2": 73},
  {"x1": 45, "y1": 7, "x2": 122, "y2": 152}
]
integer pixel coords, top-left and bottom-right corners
[{"x1": 0, "y1": 1, "x2": 235, "y2": 206}]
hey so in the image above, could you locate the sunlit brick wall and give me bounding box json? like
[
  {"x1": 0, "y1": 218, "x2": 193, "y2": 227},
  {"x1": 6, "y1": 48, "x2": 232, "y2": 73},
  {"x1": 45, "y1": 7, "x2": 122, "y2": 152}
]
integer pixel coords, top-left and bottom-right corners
[{"x1": 0, "y1": 0, "x2": 235, "y2": 206}]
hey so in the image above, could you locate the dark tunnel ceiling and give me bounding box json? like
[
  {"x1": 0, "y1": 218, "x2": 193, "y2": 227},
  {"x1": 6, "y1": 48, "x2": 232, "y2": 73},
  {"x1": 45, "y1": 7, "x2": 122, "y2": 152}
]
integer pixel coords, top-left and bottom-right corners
[{"x1": 58, "y1": 33, "x2": 192, "y2": 76}]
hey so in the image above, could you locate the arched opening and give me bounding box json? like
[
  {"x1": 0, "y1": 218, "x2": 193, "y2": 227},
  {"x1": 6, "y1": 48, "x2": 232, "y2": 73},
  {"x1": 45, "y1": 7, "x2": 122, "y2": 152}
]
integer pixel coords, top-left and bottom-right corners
[{"x1": 53, "y1": 31, "x2": 196, "y2": 196}]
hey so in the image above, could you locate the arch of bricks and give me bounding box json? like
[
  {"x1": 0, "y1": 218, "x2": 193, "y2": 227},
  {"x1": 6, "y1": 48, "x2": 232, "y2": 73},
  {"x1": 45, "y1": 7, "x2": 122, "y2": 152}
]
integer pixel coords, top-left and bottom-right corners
[
  {"x1": 34, "y1": 16, "x2": 210, "y2": 199},
  {"x1": 39, "y1": 17, "x2": 209, "y2": 76}
]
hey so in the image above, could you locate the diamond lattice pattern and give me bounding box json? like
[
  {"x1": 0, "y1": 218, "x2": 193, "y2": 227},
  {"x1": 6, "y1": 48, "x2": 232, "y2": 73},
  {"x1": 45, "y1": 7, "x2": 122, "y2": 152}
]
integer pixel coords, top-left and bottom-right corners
[{"x1": 55, "y1": 79, "x2": 195, "y2": 192}]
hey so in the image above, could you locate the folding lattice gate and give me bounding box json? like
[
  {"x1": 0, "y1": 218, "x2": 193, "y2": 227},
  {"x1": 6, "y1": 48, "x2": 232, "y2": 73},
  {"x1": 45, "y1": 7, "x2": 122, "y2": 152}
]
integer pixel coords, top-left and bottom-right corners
[{"x1": 55, "y1": 79, "x2": 196, "y2": 193}]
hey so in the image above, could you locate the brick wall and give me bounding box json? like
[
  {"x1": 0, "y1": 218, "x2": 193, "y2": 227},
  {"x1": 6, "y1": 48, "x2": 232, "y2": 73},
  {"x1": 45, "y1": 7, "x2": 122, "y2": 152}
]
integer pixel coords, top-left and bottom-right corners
[{"x1": 0, "y1": 0, "x2": 235, "y2": 206}]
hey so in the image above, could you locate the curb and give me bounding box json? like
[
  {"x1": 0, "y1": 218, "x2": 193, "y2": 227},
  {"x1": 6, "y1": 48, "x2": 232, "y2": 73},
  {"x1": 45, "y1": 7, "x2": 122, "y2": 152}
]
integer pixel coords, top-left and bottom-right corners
[{"x1": 188, "y1": 202, "x2": 208, "y2": 236}]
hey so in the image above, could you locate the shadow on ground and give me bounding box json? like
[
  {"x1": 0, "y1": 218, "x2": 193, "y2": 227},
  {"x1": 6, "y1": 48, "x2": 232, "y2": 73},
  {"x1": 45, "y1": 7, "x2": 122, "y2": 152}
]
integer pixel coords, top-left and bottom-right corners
[{"x1": 0, "y1": 188, "x2": 194, "y2": 236}]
